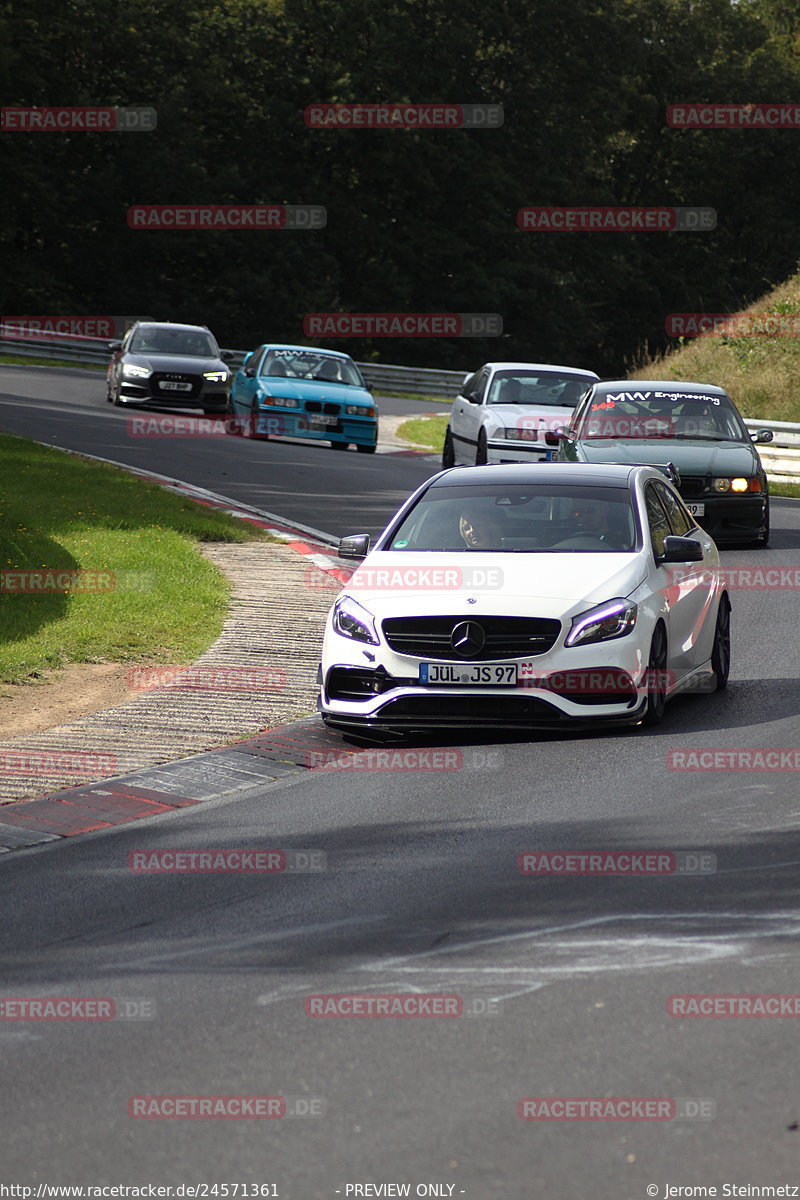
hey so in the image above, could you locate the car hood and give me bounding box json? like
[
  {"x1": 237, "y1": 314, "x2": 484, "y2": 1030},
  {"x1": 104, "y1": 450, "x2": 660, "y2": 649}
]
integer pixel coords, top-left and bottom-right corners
[
  {"x1": 255, "y1": 378, "x2": 373, "y2": 406},
  {"x1": 341, "y1": 551, "x2": 646, "y2": 621},
  {"x1": 126, "y1": 353, "x2": 226, "y2": 373},
  {"x1": 578, "y1": 438, "x2": 759, "y2": 475},
  {"x1": 485, "y1": 403, "x2": 573, "y2": 434}
]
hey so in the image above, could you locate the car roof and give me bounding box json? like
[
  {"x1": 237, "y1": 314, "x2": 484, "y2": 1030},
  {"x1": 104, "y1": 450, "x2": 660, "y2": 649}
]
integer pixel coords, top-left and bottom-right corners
[
  {"x1": 481, "y1": 362, "x2": 599, "y2": 378},
  {"x1": 593, "y1": 378, "x2": 728, "y2": 396},
  {"x1": 256, "y1": 342, "x2": 353, "y2": 360},
  {"x1": 430, "y1": 463, "x2": 666, "y2": 488},
  {"x1": 133, "y1": 322, "x2": 211, "y2": 333}
]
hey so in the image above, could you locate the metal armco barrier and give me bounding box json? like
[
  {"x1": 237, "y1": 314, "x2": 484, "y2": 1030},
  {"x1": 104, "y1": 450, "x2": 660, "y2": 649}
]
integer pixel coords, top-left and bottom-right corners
[
  {"x1": 0, "y1": 328, "x2": 467, "y2": 396},
  {"x1": 1, "y1": 327, "x2": 798, "y2": 480}
]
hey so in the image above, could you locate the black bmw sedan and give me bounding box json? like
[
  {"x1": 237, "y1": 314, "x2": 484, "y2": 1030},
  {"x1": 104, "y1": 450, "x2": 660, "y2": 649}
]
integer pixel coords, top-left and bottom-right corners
[{"x1": 556, "y1": 379, "x2": 772, "y2": 546}]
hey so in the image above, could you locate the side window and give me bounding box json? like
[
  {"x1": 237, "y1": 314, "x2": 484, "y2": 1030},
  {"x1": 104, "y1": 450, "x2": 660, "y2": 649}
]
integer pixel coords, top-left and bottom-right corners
[
  {"x1": 655, "y1": 482, "x2": 693, "y2": 536},
  {"x1": 468, "y1": 368, "x2": 489, "y2": 402},
  {"x1": 644, "y1": 483, "x2": 671, "y2": 558},
  {"x1": 246, "y1": 346, "x2": 267, "y2": 375},
  {"x1": 461, "y1": 371, "x2": 478, "y2": 397},
  {"x1": 569, "y1": 390, "x2": 594, "y2": 436}
]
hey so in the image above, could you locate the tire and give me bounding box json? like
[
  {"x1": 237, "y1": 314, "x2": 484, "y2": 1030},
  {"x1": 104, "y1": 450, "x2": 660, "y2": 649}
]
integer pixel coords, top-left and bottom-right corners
[
  {"x1": 442, "y1": 428, "x2": 455, "y2": 469},
  {"x1": 356, "y1": 443, "x2": 376, "y2": 454},
  {"x1": 711, "y1": 593, "x2": 731, "y2": 691},
  {"x1": 112, "y1": 386, "x2": 123, "y2": 407},
  {"x1": 475, "y1": 428, "x2": 488, "y2": 466},
  {"x1": 225, "y1": 403, "x2": 241, "y2": 436},
  {"x1": 642, "y1": 623, "x2": 668, "y2": 726},
  {"x1": 330, "y1": 441, "x2": 348, "y2": 450},
  {"x1": 241, "y1": 408, "x2": 256, "y2": 438}
]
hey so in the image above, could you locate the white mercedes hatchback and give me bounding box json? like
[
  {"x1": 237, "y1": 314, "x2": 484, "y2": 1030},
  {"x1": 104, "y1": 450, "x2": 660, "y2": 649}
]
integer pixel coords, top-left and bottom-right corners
[
  {"x1": 442, "y1": 362, "x2": 599, "y2": 467},
  {"x1": 318, "y1": 463, "x2": 730, "y2": 738}
]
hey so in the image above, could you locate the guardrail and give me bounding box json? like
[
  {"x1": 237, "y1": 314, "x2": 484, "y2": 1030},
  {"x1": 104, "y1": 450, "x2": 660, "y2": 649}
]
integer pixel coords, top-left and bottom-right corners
[
  {"x1": 0, "y1": 328, "x2": 467, "y2": 396},
  {"x1": 743, "y1": 419, "x2": 800, "y2": 483},
  {"x1": 1, "y1": 326, "x2": 798, "y2": 481}
]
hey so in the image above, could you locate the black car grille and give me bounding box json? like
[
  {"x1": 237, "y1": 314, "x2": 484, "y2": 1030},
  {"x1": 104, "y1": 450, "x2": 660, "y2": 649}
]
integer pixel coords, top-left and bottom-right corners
[
  {"x1": 678, "y1": 476, "x2": 707, "y2": 499},
  {"x1": 305, "y1": 401, "x2": 340, "y2": 415},
  {"x1": 381, "y1": 616, "x2": 561, "y2": 661},
  {"x1": 373, "y1": 693, "x2": 566, "y2": 724},
  {"x1": 151, "y1": 371, "x2": 202, "y2": 399},
  {"x1": 325, "y1": 666, "x2": 415, "y2": 701}
]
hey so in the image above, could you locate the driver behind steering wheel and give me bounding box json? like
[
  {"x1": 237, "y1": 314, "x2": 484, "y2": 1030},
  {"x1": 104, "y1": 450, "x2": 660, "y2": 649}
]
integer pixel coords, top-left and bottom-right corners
[{"x1": 569, "y1": 499, "x2": 612, "y2": 542}]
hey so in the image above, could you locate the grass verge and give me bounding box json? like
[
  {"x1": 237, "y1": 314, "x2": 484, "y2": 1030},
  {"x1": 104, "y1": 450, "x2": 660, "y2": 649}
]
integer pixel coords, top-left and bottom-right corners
[
  {"x1": 632, "y1": 268, "x2": 800, "y2": 423},
  {"x1": 396, "y1": 415, "x2": 449, "y2": 451},
  {"x1": 0, "y1": 432, "x2": 273, "y2": 683},
  {"x1": 0, "y1": 354, "x2": 106, "y2": 371}
]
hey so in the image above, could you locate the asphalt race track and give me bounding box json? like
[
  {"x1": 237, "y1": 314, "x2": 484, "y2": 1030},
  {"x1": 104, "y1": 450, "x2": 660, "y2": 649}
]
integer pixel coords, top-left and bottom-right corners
[
  {"x1": 0, "y1": 366, "x2": 438, "y2": 539},
  {"x1": 2, "y1": 367, "x2": 800, "y2": 1196}
]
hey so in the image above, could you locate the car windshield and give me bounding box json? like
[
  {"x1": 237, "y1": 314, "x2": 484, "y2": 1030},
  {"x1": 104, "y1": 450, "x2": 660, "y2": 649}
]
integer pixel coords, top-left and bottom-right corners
[
  {"x1": 386, "y1": 484, "x2": 638, "y2": 553},
  {"x1": 261, "y1": 349, "x2": 363, "y2": 386},
  {"x1": 486, "y1": 371, "x2": 591, "y2": 407},
  {"x1": 579, "y1": 389, "x2": 748, "y2": 441},
  {"x1": 129, "y1": 328, "x2": 218, "y2": 357}
]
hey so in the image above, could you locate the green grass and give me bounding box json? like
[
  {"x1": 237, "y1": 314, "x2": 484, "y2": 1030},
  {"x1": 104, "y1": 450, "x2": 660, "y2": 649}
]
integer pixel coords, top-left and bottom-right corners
[
  {"x1": 0, "y1": 433, "x2": 273, "y2": 683},
  {"x1": 376, "y1": 391, "x2": 454, "y2": 405},
  {"x1": 0, "y1": 354, "x2": 106, "y2": 371},
  {"x1": 633, "y1": 269, "x2": 800, "y2": 423},
  {"x1": 396, "y1": 414, "x2": 449, "y2": 451},
  {"x1": 769, "y1": 481, "x2": 800, "y2": 498}
]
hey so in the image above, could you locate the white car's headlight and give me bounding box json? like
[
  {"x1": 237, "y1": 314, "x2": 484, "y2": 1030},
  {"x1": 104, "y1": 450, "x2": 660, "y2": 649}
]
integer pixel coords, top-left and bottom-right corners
[
  {"x1": 203, "y1": 370, "x2": 229, "y2": 383},
  {"x1": 332, "y1": 596, "x2": 379, "y2": 645},
  {"x1": 565, "y1": 598, "x2": 637, "y2": 647},
  {"x1": 122, "y1": 363, "x2": 151, "y2": 378},
  {"x1": 502, "y1": 427, "x2": 538, "y2": 442}
]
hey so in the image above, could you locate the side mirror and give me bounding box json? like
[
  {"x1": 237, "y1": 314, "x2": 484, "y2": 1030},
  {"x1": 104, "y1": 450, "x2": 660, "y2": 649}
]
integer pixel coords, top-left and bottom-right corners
[
  {"x1": 659, "y1": 535, "x2": 704, "y2": 564},
  {"x1": 544, "y1": 427, "x2": 567, "y2": 446},
  {"x1": 220, "y1": 349, "x2": 235, "y2": 363},
  {"x1": 752, "y1": 428, "x2": 773, "y2": 444},
  {"x1": 109, "y1": 341, "x2": 123, "y2": 352},
  {"x1": 338, "y1": 533, "x2": 370, "y2": 561},
  {"x1": 461, "y1": 391, "x2": 481, "y2": 405}
]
